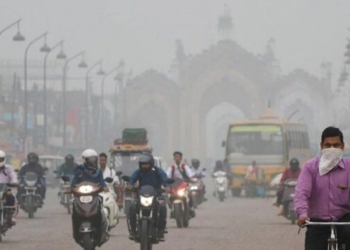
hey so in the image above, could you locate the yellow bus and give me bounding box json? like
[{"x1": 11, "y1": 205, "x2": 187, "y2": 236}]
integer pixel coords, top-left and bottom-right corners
[{"x1": 222, "y1": 109, "x2": 311, "y2": 196}]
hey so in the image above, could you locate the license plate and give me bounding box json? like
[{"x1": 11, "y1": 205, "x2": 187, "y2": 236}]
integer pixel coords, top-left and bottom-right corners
[{"x1": 80, "y1": 196, "x2": 93, "y2": 203}]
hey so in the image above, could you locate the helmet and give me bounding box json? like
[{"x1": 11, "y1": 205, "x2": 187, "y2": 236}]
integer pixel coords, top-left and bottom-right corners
[
  {"x1": 142, "y1": 151, "x2": 154, "y2": 166},
  {"x1": 65, "y1": 154, "x2": 75, "y2": 163},
  {"x1": 191, "y1": 158, "x2": 200, "y2": 168},
  {"x1": 289, "y1": 158, "x2": 300, "y2": 172},
  {"x1": 82, "y1": 149, "x2": 98, "y2": 173},
  {"x1": 0, "y1": 150, "x2": 6, "y2": 167},
  {"x1": 215, "y1": 160, "x2": 223, "y2": 167},
  {"x1": 27, "y1": 152, "x2": 39, "y2": 164},
  {"x1": 138, "y1": 153, "x2": 153, "y2": 171}
]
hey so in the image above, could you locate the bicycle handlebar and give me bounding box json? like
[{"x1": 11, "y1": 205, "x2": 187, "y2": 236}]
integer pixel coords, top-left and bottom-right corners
[{"x1": 305, "y1": 220, "x2": 350, "y2": 226}]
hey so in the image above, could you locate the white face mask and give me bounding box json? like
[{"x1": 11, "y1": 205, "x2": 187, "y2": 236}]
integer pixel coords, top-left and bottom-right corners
[{"x1": 319, "y1": 148, "x2": 343, "y2": 176}]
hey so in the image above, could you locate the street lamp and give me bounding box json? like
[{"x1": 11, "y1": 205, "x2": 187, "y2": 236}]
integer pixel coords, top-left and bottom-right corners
[
  {"x1": 0, "y1": 19, "x2": 25, "y2": 41},
  {"x1": 85, "y1": 60, "x2": 105, "y2": 147},
  {"x1": 43, "y1": 40, "x2": 66, "y2": 146},
  {"x1": 100, "y1": 67, "x2": 118, "y2": 147},
  {"x1": 62, "y1": 51, "x2": 87, "y2": 147},
  {"x1": 24, "y1": 31, "x2": 49, "y2": 151}
]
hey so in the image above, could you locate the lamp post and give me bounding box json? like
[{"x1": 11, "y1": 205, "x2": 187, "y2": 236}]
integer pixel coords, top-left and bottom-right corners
[
  {"x1": 100, "y1": 67, "x2": 118, "y2": 147},
  {"x1": 0, "y1": 19, "x2": 25, "y2": 41},
  {"x1": 85, "y1": 60, "x2": 105, "y2": 147},
  {"x1": 62, "y1": 51, "x2": 87, "y2": 147},
  {"x1": 24, "y1": 32, "x2": 49, "y2": 151},
  {"x1": 43, "y1": 40, "x2": 66, "y2": 147}
]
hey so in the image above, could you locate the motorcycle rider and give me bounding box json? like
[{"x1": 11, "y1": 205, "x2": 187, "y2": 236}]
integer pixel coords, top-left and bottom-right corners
[
  {"x1": 212, "y1": 160, "x2": 226, "y2": 196},
  {"x1": 99, "y1": 152, "x2": 120, "y2": 185},
  {"x1": 191, "y1": 158, "x2": 207, "y2": 201},
  {"x1": 68, "y1": 149, "x2": 109, "y2": 245},
  {"x1": 274, "y1": 158, "x2": 301, "y2": 215},
  {"x1": 127, "y1": 153, "x2": 170, "y2": 241},
  {"x1": 166, "y1": 151, "x2": 195, "y2": 217},
  {"x1": 17, "y1": 152, "x2": 46, "y2": 205},
  {"x1": 0, "y1": 150, "x2": 18, "y2": 227},
  {"x1": 57, "y1": 154, "x2": 77, "y2": 178}
]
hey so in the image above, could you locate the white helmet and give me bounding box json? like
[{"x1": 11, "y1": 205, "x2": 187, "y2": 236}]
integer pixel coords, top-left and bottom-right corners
[
  {"x1": 82, "y1": 149, "x2": 98, "y2": 161},
  {"x1": 0, "y1": 150, "x2": 6, "y2": 167}
]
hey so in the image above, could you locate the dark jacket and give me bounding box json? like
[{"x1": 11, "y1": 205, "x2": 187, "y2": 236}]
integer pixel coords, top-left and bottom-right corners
[
  {"x1": 19, "y1": 163, "x2": 45, "y2": 178},
  {"x1": 70, "y1": 164, "x2": 106, "y2": 189},
  {"x1": 57, "y1": 163, "x2": 78, "y2": 176},
  {"x1": 130, "y1": 167, "x2": 169, "y2": 191}
]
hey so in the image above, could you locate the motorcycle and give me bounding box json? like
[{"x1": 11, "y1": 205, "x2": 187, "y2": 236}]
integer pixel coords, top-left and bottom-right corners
[
  {"x1": 72, "y1": 181, "x2": 109, "y2": 250},
  {"x1": 114, "y1": 172, "x2": 135, "y2": 217},
  {"x1": 168, "y1": 177, "x2": 191, "y2": 228},
  {"x1": 122, "y1": 175, "x2": 174, "y2": 250},
  {"x1": 20, "y1": 172, "x2": 43, "y2": 219},
  {"x1": 282, "y1": 179, "x2": 297, "y2": 224},
  {"x1": 213, "y1": 171, "x2": 227, "y2": 202},
  {"x1": 189, "y1": 168, "x2": 206, "y2": 209},
  {"x1": 0, "y1": 183, "x2": 17, "y2": 242},
  {"x1": 99, "y1": 177, "x2": 119, "y2": 230},
  {"x1": 59, "y1": 175, "x2": 73, "y2": 214}
]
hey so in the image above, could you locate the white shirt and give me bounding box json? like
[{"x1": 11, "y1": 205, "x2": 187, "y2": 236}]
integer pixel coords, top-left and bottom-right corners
[
  {"x1": 192, "y1": 167, "x2": 206, "y2": 178},
  {"x1": 0, "y1": 164, "x2": 19, "y2": 184},
  {"x1": 101, "y1": 167, "x2": 120, "y2": 185},
  {"x1": 166, "y1": 163, "x2": 194, "y2": 179}
]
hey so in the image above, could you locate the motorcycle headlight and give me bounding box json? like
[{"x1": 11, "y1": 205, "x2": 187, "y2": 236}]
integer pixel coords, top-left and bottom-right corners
[
  {"x1": 177, "y1": 189, "x2": 185, "y2": 197},
  {"x1": 190, "y1": 186, "x2": 198, "y2": 190},
  {"x1": 78, "y1": 185, "x2": 94, "y2": 194},
  {"x1": 25, "y1": 180, "x2": 36, "y2": 187},
  {"x1": 80, "y1": 196, "x2": 93, "y2": 203},
  {"x1": 140, "y1": 196, "x2": 153, "y2": 207}
]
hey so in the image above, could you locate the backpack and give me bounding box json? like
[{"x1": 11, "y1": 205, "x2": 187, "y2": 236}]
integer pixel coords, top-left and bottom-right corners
[{"x1": 171, "y1": 164, "x2": 188, "y2": 180}]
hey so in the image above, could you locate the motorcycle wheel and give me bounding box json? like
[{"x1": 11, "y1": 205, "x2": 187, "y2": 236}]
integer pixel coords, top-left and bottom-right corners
[
  {"x1": 174, "y1": 203, "x2": 183, "y2": 228},
  {"x1": 124, "y1": 200, "x2": 131, "y2": 217},
  {"x1": 192, "y1": 196, "x2": 198, "y2": 209},
  {"x1": 27, "y1": 196, "x2": 34, "y2": 219},
  {"x1": 219, "y1": 192, "x2": 225, "y2": 202},
  {"x1": 140, "y1": 219, "x2": 152, "y2": 250},
  {"x1": 183, "y1": 207, "x2": 189, "y2": 228},
  {"x1": 67, "y1": 200, "x2": 72, "y2": 214},
  {"x1": 82, "y1": 233, "x2": 95, "y2": 250}
]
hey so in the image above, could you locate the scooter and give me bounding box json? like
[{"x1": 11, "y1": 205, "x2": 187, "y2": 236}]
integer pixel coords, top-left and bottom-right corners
[
  {"x1": 99, "y1": 177, "x2": 119, "y2": 231},
  {"x1": 58, "y1": 175, "x2": 73, "y2": 214},
  {"x1": 213, "y1": 171, "x2": 227, "y2": 202},
  {"x1": 282, "y1": 179, "x2": 297, "y2": 224},
  {"x1": 72, "y1": 181, "x2": 109, "y2": 249}
]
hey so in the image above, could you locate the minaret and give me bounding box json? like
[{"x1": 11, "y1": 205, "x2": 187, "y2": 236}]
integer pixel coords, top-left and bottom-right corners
[{"x1": 217, "y1": 4, "x2": 233, "y2": 41}]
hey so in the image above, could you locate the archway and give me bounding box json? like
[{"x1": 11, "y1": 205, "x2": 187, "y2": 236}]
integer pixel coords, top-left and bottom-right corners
[{"x1": 205, "y1": 102, "x2": 246, "y2": 160}]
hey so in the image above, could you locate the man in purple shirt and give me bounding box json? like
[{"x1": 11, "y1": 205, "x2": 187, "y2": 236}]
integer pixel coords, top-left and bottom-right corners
[{"x1": 295, "y1": 126, "x2": 350, "y2": 250}]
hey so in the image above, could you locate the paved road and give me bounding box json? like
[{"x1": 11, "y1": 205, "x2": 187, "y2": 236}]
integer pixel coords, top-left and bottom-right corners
[{"x1": 2, "y1": 189, "x2": 305, "y2": 250}]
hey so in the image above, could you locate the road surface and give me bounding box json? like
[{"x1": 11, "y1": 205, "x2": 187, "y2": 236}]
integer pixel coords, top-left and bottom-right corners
[{"x1": 1, "y1": 189, "x2": 304, "y2": 250}]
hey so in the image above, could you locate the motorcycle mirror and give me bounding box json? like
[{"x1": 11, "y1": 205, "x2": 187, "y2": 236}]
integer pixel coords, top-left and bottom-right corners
[
  {"x1": 43, "y1": 167, "x2": 49, "y2": 171},
  {"x1": 14, "y1": 169, "x2": 19, "y2": 173},
  {"x1": 122, "y1": 176, "x2": 131, "y2": 182},
  {"x1": 203, "y1": 168, "x2": 206, "y2": 171},
  {"x1": 116, "y1": 171, "x2": 123, "y2": 176},
  {"x1": 104, "y1": 177, "x2": 114, "y2": 183},
  {"x1": 166, "y1": 178, "x2": 175, "y2": 184},
  {"x1": 53, "y1": 170, "x2": 58, "y2": 174},
  {"x1": 222, "y1": 140, "x2": 226, "y2": 147}
]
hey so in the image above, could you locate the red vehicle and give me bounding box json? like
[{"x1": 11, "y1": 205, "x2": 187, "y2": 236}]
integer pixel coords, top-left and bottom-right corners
[{"x1": 168, "y1": 177, "x2": 191, "y2": 228}]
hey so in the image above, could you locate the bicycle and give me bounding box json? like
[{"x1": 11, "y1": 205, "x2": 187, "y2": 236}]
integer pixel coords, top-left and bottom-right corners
[{"x1": 304, "y1": 220, "x2": 350, "y2": 250}]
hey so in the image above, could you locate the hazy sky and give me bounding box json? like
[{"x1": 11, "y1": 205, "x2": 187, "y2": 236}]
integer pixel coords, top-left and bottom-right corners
[{"x1": 1, "y1": 0, "x2": 350, "y2": 87}]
